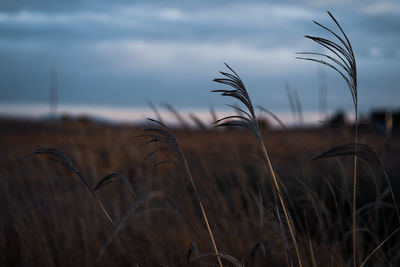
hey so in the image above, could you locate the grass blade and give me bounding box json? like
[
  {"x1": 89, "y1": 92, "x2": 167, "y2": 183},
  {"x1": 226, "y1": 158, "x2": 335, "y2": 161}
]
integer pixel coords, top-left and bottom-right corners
[
  {"x1": 95, "y1": 191, "x2": 167, "y2": 263},
  {"x1": 94, "y1": 173, "x2": 136, "y2": 199}
]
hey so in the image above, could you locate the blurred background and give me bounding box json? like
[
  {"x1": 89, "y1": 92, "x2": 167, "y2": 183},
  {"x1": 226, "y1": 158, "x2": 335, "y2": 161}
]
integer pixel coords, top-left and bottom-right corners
[{"x1": 0, "y1": 0, "x2": 399, "y2": 124}]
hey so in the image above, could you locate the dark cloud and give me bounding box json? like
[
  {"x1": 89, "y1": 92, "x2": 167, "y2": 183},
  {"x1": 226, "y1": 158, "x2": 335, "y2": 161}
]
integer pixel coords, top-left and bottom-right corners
[{"x1": 0, "y1": 0, "x2": 399, "y2": 113}]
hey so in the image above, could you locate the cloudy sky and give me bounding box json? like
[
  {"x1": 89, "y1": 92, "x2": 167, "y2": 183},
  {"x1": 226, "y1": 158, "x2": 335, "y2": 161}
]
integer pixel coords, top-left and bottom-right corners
[{"x1": 0, "y1": 0, "x2": 399, "y2": 116}]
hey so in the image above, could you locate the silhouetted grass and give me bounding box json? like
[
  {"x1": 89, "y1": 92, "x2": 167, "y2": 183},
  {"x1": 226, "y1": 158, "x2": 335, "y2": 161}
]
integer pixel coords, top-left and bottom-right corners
[{"x1": 1, "y1": 117, "x2": 399, "y2": 266}]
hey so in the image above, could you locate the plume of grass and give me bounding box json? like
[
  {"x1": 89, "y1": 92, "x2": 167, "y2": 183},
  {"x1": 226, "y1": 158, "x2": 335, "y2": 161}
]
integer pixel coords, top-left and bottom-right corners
[
  {"x1": 189, "y1": 113, "x2": 208, "y2": 131},
  {"x1": 28, "y1": 148, "x2": 114, "y2": 223},
  {"x1": 139, "y1": 118, "x2": 223, "y2": 267},
  {"x1": 162, "y1": 103, "x2": 189, "y2": 129},
  {"x1": 213, "y1": 63, "x2": 303, "y2": 267},
  {"x1": 147, "y1": 100, "x2": 164, "y2": 124},
  {"x1": 258, "y1": 106, "x2": 288, "y2": 131},
  {"x1": 27, "y1": 148, "x2": 139, "y2": 266},
  {"x1": 296, "y1": 11, "x2": 359, "y2": 266}
]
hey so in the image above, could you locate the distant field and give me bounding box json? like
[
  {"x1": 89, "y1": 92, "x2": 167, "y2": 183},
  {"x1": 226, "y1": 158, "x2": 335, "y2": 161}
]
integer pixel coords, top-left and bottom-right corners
[
  {"x1": 0, "y1": 102, "x2": 323, "y2": 127},
  {"x1": 1, "y1": 118, "x2": 399, "y2": 266}
]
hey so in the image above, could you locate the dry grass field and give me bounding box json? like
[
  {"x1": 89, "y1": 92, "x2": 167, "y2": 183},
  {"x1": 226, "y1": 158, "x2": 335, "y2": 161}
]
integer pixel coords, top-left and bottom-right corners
[{"x1": 1, "y1": 117, "x2": 399, "y2": 266}]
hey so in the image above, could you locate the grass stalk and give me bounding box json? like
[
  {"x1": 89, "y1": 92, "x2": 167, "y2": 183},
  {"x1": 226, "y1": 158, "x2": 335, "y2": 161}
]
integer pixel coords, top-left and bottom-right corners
[
  {"x1": 359, "y1": 227, "x2": 400, "y2": 267},
  {"x1": 141, "y1": 119, "x2": 223, "y2": 267},
  {"x1": 28, "y1": 148, "x2": 139, "y2": 266},
  {"x1": 258, "y1": 134, "x2": 303, "y2": 267},
  {"x1": 353, "y1": 112, "x2": 358, "y2": 267},
  {"x1": 182, "y1": 153, "x2": 223, "y2": 267},
  {"x1": 297, "y1": 11, "x2": 358, "y2": 266},
  {"x1": 272, "y1": 188, "x2": 292, "y2": 267},
  {"x1": 213, "y1": 64, "x2": 303, "y2": 267}
]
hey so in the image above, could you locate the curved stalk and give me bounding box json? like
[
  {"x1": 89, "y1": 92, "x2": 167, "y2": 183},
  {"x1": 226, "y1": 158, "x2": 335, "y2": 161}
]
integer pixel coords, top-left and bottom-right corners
[
  {"x1": 297, "y1": 11, "x2": 358, "y2": 266},
  {"x1": 140, "y1": 120, "x2": 223, "y2": 267},
  {"x1": 213, "y1": 64, "x2": 303, "y2": 267}
]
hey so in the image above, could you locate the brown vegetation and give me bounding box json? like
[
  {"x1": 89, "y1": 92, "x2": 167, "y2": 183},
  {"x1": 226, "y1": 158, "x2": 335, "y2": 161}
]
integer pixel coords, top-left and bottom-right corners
[{"x1": 1, "y1": 117, "x2": 399, "y2": 266}]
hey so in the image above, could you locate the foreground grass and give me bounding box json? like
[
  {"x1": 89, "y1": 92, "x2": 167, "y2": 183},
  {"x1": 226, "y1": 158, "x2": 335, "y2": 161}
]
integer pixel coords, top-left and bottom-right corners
[{"x1": 1, "y1": 118, "x2": 399, "y2": 266}]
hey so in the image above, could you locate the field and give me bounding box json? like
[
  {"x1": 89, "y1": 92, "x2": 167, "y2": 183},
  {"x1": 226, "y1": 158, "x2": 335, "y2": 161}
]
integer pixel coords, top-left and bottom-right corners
[{"x1": 1, "y1": 117, "x2": 399, "y2": 266}]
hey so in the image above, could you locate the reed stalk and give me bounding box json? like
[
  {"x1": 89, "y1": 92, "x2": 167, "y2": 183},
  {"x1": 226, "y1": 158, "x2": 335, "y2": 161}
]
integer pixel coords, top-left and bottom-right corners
[
  {"x1": 140, "y1": 119, "x2": 223, "y2": 267},
  {"x1": 297, "y1": 11, "x2": 358, "y2": 266},
  {"x1": 213, "y1": 64, "x2": 303, "y2": 267}
]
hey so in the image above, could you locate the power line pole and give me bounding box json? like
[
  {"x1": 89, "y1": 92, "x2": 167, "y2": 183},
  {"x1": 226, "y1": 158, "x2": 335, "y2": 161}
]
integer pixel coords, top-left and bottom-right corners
[{"x1": 49, "y1": 67, "x2": 58, "y2": 118}]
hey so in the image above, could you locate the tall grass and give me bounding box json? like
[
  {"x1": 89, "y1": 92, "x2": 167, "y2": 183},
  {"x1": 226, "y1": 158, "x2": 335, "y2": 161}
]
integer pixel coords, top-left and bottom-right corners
[
  {"x1": 296, "y1": 11, "x2": 359, "y2": 266},
  {"x1": 28, "y1": 148, "x2": 140, "y2": 266},
  {"x1": 3, "y1": 115, "x2": 399, "y2": 266},
  {"x1": 213, "y1": 64, "x2": 303, "y2": 267},
  {"x1": 140, "y1": 119, "x2": 223, "y2": 267}
]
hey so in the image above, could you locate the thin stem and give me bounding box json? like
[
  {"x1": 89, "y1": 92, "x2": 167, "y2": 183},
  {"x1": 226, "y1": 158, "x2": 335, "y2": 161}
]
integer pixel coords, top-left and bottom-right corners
[
  {"x1": 353, "y1": 109, "x2": 358, "y2": 267},
  {"x1": 257, "y1": 134, "x2": 303, "y2": 267},
  {"x1": 182, "y1": 153, "x2": 223, "y2": 267},
  {"x1": 90, "y1": 186, "x2": 139, "y2": 266},
  {"x1": 273, "y1": 188, "x2": 292, "y2": 267},
  {"x1": 359, "y1": 227, "x2": 400, "y2": 267},
  {"x1": 142, "y1": 121, "x2": 222, "y2": 266},
  {"x1": 70, "y1": 171, "x2": 140, "y2": 266}
]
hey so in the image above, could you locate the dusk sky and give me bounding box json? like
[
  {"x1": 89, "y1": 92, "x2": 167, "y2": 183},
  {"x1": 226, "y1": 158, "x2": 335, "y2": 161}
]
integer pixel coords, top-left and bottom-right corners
[{"x1": 0, "y1": 0, "x2": 399, "y2": 118}]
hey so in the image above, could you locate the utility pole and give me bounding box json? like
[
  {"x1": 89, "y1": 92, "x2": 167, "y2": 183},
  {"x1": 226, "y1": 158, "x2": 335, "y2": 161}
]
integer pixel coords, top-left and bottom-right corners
[{"x1": 49, "y1": 66, "x2": 58, "y2": 118}]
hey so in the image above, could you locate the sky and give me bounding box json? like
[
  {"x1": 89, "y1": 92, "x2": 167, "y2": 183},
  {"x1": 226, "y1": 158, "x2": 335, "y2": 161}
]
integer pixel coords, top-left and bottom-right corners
[{"x1": 0, "y1": 0, "x2": 399, "y2": 118}]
